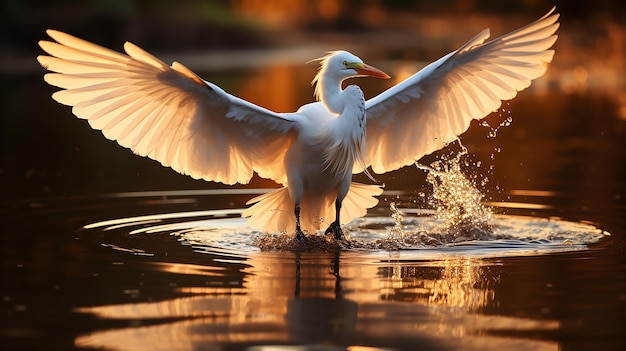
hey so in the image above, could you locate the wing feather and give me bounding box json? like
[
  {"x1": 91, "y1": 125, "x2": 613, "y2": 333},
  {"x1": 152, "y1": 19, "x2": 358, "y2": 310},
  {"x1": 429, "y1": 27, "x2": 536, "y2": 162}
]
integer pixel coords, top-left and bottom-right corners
[
  {"x1": 364, "y1": 8, "x2": 559, "y2": 174},
  {"x1": 38, "y1": 29, "x2": 298, "y2": 185}
]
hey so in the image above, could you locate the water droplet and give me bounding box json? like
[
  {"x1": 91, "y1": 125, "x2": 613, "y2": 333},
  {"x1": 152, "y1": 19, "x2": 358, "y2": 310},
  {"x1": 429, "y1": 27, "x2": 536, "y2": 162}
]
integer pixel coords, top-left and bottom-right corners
[{"x1": 388, "y1": 202, "x2": 405, "y2": 240}]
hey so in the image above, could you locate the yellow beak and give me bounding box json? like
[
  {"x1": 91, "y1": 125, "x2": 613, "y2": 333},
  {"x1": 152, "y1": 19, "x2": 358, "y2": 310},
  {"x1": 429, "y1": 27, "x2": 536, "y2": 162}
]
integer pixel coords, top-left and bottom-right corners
[{"x1": 351, "y1": 62, "x2": 390, "y2": 79}]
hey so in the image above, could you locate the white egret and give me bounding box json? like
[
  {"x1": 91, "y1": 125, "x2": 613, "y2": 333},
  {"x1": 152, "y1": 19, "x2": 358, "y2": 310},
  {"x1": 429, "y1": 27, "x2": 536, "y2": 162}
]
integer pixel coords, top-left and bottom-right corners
[{"x1": 37, "y1": 8, "x2": 559, "y2": 240}]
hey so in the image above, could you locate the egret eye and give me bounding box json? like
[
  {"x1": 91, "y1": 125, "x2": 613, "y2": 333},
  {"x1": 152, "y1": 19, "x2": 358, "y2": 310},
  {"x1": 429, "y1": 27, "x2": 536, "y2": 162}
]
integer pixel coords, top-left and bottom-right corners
[{"x1": 342, "y1": 60, "x2": 348, "y2": 67}]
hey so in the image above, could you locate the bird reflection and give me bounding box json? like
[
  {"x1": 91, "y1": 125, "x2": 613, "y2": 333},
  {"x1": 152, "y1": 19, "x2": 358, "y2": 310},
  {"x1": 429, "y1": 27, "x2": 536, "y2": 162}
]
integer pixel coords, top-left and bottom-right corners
[
  {"x1": 292, "y1": 252, "x2": 343, "y2": 299},
  {"x1": 287, "y1": 252, "x2": 358, "y2": 344},
  {"x1": 74, "y1": 253, "x2": 557, "y2": 351}
]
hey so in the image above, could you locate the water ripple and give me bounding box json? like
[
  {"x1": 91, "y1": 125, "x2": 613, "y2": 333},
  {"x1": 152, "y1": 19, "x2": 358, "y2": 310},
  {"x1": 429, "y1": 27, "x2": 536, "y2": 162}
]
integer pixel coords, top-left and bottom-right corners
[{"x1": 82, "y1": 204, "x2": 609, "y2": 258}]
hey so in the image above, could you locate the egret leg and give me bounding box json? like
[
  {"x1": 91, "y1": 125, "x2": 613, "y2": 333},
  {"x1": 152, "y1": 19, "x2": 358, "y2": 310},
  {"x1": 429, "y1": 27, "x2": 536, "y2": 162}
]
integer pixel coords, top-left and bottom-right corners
[
  {"x1": 324, "y1": 199, "x2": 343, "y2": 240},
  {"x1": 294, "y1": 205, "x2": 306, "y2": 240}
]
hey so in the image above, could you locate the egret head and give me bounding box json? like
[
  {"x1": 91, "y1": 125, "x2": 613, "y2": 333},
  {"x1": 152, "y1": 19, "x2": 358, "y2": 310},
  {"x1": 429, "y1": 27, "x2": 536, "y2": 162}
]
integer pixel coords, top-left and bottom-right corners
[{"x1": 311, "y1": 51, "x2": 389, "y2": 102}]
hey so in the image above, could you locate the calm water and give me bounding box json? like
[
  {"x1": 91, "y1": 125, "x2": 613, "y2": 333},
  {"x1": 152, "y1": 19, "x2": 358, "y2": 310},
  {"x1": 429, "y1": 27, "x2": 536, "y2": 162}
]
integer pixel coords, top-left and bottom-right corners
[{"x1": 2, "y1": 50, "x2": 626, "y2": 351}]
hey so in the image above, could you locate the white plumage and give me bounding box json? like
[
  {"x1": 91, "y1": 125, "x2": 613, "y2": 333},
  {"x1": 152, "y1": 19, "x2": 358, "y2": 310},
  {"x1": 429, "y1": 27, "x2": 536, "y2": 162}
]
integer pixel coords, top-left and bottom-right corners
[{"x1": 38, "y1": 8, "x2": 559, "y2": 239}]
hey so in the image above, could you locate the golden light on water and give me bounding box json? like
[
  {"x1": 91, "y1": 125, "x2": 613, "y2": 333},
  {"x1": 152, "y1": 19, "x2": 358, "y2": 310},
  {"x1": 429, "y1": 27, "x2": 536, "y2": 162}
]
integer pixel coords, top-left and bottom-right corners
[
  {"x1": 487, "y1": 201, "x2": 553, "y2": 210},
  {"x1": 239, "y1": 65, "x2": 303, "y2": 113},
  {"x1": 508, "y1": 190, "x2": 558, "y2": 197},
  {"x1": 379, "y1": 258, "x2": 496, "y2": 311},
  {"x1": 428, "y1": 258, "x2": 495, "y2": 310},
  {"x1": 618, "y1": 92, "x2": 626, "y2": 120},
  {"x1": 74, "y1": 255, "x2": 560, "y2": 350}
]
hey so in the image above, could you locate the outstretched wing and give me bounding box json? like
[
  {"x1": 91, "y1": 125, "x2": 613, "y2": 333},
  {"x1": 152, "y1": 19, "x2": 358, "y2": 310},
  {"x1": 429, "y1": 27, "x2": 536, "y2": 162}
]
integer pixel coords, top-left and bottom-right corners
[
  {"x1": 38, "y1": 30, "x2": 297, "y2": 185},
  {"x1": 362, "y1": 8, "x2": 559, "y2": 174}
]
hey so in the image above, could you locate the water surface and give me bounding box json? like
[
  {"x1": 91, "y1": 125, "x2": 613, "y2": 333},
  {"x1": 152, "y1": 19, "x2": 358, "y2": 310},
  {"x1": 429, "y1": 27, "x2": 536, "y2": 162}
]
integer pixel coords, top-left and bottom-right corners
[{"x1": 2, "y1": 47, "x2": 626, "y2": 351}]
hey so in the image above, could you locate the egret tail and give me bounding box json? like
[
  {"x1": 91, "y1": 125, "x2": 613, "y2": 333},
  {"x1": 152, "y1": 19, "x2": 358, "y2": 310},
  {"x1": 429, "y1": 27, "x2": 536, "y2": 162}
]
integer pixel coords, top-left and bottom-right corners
[{"x1": 243, "y1": 183, "x2": 382, "y2": 234}]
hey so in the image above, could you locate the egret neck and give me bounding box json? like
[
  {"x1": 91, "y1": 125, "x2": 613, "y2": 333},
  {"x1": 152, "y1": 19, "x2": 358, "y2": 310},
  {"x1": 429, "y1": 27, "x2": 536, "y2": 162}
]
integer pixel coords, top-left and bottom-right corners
[{"x1": 313, "y1": 53, "x2": 390, "y2": 115}]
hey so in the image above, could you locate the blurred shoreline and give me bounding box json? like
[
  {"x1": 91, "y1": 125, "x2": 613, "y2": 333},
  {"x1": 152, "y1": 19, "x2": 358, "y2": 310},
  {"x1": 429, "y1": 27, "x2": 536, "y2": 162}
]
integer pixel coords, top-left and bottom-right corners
[{"x1": 4, "y1": 10, "x2": 622, "y2": 100}]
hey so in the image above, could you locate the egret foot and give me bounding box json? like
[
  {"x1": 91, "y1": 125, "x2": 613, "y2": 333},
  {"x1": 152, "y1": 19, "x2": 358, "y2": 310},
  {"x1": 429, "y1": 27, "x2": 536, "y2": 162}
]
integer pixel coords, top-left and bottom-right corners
[
  {"x1": 292, "y1": 229, "x2": 313, "y2": 252},
  {"x1": 324, "y1": 221, "x2": 344, "y2": 240},
  {"x1": 295, "y1": 229, "x2": 307, "y2": 241}
]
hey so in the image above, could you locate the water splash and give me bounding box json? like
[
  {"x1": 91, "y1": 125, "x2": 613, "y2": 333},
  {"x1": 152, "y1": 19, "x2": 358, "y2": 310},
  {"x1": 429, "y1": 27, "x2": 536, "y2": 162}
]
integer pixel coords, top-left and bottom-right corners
[
  {"x1": 481, "y1": 106, "x2": 513, "y2": 138},
  {"x1": 416, "y1": 147, "x2": 494, "y2": 240},
  {"x1": 388, "y1": 202, "x2": 405, "y2": 240}
]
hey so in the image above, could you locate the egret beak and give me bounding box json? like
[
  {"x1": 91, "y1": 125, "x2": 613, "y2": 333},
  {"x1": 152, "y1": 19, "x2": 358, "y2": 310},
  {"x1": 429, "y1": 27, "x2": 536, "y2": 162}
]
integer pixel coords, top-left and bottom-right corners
[{"x1": 352, "y1": 62, "x2": 390, "y2": 79}]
